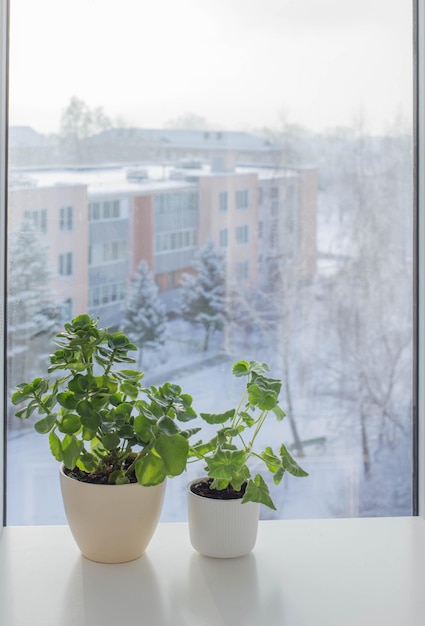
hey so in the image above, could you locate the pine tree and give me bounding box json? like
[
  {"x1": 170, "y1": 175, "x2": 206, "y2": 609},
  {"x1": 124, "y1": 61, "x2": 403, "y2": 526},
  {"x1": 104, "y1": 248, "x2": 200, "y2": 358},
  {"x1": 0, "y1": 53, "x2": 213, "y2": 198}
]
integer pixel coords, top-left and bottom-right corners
[
  {"x1": 121, "y1": 260, "x2": 166, "y2": 367},
  {"x1": 179, "y1": 241, "x2": 227, "y2": 351},
  {"x1": 7, "y1": 223, "x2": 59, "y2": 421}
]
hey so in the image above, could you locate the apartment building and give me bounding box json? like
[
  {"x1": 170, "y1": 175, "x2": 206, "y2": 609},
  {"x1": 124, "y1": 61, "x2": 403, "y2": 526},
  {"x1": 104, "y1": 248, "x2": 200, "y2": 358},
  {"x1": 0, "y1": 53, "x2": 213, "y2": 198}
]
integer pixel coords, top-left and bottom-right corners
[
  {"x1": 195, "y1": 171, "x2": 259, "y2": 288},
  {"x1": 257, "y1": 167, "x2": 318, "y2": 288},
  {"x1": 8, "y1": 181, "x2": 89, "y2": 319},
  {"x1": 8, "y1": 159, "x2": 317, "y2": 328}
]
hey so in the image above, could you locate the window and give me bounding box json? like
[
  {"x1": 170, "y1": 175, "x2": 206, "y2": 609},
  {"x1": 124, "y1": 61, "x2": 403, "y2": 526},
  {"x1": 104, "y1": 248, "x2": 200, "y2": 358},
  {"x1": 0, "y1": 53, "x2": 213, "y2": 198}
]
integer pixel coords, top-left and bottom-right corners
[
  {"x1": 89, "y1": 200, "x2": 121, "y2": 221},
  {"x1": 219, "y1": 191, "x2": 228, "y2": 212},
  {"x1": 236, "y1": 189, "x2": 249, "y2": 209},
  {"x1": 59, "y1": 252, "x2": 73, "y2": 276},
  {"x1": 236, "y1": 225, "x2": 249, "y2": 245},
  {"x1": 219, "y1": 228, "x2": 228, "y2": 247},
  {"x1": 24, "y1": 209, "x2": 47, "y2": 233},
  {"x1": 89, "y1": 202, "x2": 100, "y2": 221},
  {"x1": 4, "y1": 0, "x2": 418, "y2": 526},
  {"x1": 0, "y1": 0, "x2": 6, "y2": 529},
  {"x1": 59, "y1": 205, "x2": 73, "y2": 231},
  {"x1": 89, "y1": 240, "x2": 127, "y2": 265}
]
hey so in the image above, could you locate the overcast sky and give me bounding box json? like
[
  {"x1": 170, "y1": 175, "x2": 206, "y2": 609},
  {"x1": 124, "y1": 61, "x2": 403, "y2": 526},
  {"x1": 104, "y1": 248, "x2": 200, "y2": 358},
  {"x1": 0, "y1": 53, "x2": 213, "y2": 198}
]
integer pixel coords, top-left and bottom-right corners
[{"x1": 8, "y1": 0, "x2": 413, "y2": 135}]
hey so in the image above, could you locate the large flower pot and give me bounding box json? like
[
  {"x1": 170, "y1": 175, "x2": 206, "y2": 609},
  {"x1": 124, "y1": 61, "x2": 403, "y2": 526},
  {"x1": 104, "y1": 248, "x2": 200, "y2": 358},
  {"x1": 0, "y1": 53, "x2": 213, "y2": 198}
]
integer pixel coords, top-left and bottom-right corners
[
  {"x1": 59, "y1": 466, "x2": 165, "y2": 563},
  {"x1": 187, "y1": 478, "x2": 260, "y2": 558}
]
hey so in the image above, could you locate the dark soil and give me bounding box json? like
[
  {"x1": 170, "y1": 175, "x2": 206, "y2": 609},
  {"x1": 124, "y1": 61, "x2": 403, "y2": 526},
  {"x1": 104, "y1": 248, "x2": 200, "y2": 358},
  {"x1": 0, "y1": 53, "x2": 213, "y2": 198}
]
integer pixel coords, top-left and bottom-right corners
[
  {"x1": 190, "y1": 478, "x2": 246, "y2": 500},
  {"x1": 64, "y1": 466, "x2": 137, "y2": 485}
]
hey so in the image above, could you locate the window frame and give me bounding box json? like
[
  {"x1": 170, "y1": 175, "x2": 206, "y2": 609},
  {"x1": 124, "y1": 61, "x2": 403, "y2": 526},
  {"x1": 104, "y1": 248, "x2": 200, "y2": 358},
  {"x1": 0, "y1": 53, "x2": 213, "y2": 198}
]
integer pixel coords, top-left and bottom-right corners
[
  {"x1": 0, "y1": 0, "x2": 8, "y2": 529},
  {"x1": 0, "y1": 0, "x2": 423, "y2": 527},
  {"x1": 416, "y1": 0, "x2": 425, "y2": 517}
]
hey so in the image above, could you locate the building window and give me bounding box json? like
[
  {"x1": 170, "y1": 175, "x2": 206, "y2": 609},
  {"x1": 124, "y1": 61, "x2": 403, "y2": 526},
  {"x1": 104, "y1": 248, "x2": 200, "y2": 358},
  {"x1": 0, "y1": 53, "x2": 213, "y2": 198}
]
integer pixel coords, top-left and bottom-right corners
[
  {"x1": 24, "y1": 209, "x2": 47, "y2": 234},
  {"x1": 236, "y1": 224, "x2": 249, "y2": 245},
  {"x1": 88, "y1": 200, "x2": 121, "y2": 221},
  {"x1": 59, "y1": 205, "x2": 73, "y2": 231},
  {"x1": 89, "y1": 240, "x2": 127, "y2": 266},
  {"x1": 236, "y1": 189, "x2": 249, "y2": 209},
  {"x1": 271, "y1": 187, "x2": 279, "y2": 216},
  {"x1": 88, "y1": 281, "x2": 127, "y2": 307},
  {"x1": 219, "y1": 228, "x2": 228, "y2": 247},
  {"x1": 89, "y1": 202, "x2": 100, "y2": 220},
  {"x1": 59, "y1": 252, "x2": 73, "y2": 276},
  {"x1": 258, "y1": 220, "x2": 263, "y2": 239},
  {"x1": 219, "y1": 191, "x2": 228, "y2": 212}
]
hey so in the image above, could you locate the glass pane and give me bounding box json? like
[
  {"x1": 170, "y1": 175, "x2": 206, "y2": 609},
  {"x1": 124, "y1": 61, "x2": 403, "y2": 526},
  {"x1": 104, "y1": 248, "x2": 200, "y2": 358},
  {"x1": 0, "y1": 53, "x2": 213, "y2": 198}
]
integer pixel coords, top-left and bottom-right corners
[{"x1": 7, "y1": 0, "x2": 414, "y2": 524}]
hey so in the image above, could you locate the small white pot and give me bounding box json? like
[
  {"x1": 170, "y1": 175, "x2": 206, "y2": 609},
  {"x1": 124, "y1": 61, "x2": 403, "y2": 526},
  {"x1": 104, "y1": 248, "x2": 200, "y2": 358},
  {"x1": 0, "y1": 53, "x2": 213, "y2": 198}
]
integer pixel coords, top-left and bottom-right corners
[
  {"x1": 187, "y1": 478, "x2": 260, "y2": 558},
  {"x1": 59, "y1": 466, "x2": 165, "y2": 563}
]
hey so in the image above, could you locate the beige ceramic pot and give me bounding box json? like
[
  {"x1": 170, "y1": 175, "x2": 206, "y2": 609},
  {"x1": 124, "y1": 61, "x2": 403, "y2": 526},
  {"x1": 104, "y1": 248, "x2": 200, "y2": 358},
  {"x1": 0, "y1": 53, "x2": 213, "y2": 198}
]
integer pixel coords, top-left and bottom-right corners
[
  {"x1": 187, "y1": 478, "x2": 260, "y2": 558},
  {"x1": 59, "y1": 466, "x2": 165, "y2": 563}
]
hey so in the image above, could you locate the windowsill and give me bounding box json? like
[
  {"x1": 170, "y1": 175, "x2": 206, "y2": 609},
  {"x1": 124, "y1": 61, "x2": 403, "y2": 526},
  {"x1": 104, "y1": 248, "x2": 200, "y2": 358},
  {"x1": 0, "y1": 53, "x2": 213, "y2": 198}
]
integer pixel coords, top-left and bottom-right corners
[{"x1": 1, "y1": 517, "x2": 425, "y2": 625}]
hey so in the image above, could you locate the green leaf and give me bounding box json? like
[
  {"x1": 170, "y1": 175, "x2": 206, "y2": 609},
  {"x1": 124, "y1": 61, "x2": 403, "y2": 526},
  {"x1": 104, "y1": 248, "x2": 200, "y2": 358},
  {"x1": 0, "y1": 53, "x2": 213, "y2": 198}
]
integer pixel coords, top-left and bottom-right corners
[
  {"x1": 71, "y1": 314, "x2": 92, "y2": 329},
  {"x1": 272, "y1": 405, "x2": 286, "y2": 421},
  {"x1": 280, "y1": 444, "x2": 309, "y2": 477},
  {"x1": 259, "y1": 447, "x2": 281, "y2": 472},
  {"x1": 232, "y1": 360, "x2": 270, "y2": 377},
  {"x1": 34, "y1": 414, "x2": 57, "y2": 434},
  {"x1": 242, "y1": 474, "x2": 276, "y2": 510},
  {"x1": 101, "y1": 432, "x2": 120, "y2": 451},
  {"x1": 189, "y1": 436, "x2": 218, "y2": 458},
  {"x1": 180, "y1": 426, "x2": 202, "y2": 439},
  {"x1": 118, "y1": 424, "x2": 135, "y2": 439},
  {"x1": 174, "y1": 392, "x2": 197, "y2": 422},
  {"x1": 240, "y1": 411, "x2": 255, "y2": 427},
  {"x1": 273, "y1": 467, "x2": 285, "y2": 485},
  {"x1": 114, "y1": 369, "x2": 144, "y2": 382},
  {"x1": 49, "y1": 430, "x2": 63, "y2": 462},
  {"x1": 158, "y1": 415, "x2": 179, "y2": 436},
  {"x1": 206, "y1": 448, "x2": 246, "y2": 482},
  {"x1": 216, "y1": 425, "x2": 245, "y2": 439},
  {"x1": 57, "y1": 391, "x2": 78, "y2": 409},
  {"x1": 120, "y1": 382, "x2": 139, "y2": 399},
  {"x1": 135, "y1": 452, "x2": 167, "y2": 486},
  {"x1": 76, "y1": 450, "x2": 98, "y2": 473},
  {"x1": 199, "y1": 409, "x2": 235, "y2": 425},
  {"x1": 247, "y1": 382, "x2": 278, "y2": 410},
  {"x1": 58, "y1": 414, "x2": 81, "y2": 435},
  {"x1": 154, "y1": 434, "x2": 189, "y2": 476},
  {"x1": 80, "y1": 412, "x2": 100, "y2": 431},
  {"x1": 108, "y1": 470, "x2": 130, "y2": 485},
  {"x1": 230, "y1": 465, "x2": 251, "y2": 491},
  {"x1": 62, "y1": 435, "x2": 84, "y2": 469},
  {"x1": 134, "y1": 414, "x2": 155, "y2": 442},
  {"x1": 231, "y1": 361, "x2": 250, "y2": 377},
  {"x1": 76, "y1": 399, "x2": 95, "y2": 417}
]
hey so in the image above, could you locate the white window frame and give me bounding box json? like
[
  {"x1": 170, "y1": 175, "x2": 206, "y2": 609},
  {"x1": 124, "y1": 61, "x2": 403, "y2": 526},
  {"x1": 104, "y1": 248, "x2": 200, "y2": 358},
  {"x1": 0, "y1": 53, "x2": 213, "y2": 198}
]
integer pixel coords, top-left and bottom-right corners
[
  {"x1": 0, "y1": 0, "x2": 8, "y2": 530},
  {"x1": 417, "y1": 0, "x2": 425, "y2": 517},
  {"x1": 0, "y1": 0, "x2": 423, "y2": 528}
]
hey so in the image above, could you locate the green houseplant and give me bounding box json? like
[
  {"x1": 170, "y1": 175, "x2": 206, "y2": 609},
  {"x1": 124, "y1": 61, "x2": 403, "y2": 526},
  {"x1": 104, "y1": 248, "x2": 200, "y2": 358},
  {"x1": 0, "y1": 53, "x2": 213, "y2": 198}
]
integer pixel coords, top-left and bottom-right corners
[
  {"x1": 187, "y1": 359, "x2": 308, "y2": 558},
  {"x1": 12, "y1": 314, "x2": 198, "y2": 563}
]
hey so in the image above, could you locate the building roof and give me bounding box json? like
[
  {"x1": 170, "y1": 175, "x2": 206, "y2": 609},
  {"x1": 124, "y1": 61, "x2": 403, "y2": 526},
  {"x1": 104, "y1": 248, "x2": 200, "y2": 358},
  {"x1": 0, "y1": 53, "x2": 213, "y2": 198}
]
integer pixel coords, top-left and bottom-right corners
[{"x1": 86, "y1": 128, "x2": 280, "y2": 153}]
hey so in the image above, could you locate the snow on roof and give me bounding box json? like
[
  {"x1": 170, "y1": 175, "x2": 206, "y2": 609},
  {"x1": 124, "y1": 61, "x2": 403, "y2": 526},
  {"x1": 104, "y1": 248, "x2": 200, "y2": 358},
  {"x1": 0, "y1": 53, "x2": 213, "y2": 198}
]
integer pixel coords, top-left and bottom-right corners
[
  {"x1": 9, "y1": 161, "x2": 298, "y2": 195},
  {"x1": 86, "y1": 128, "x2": 280, "y2": 153}
]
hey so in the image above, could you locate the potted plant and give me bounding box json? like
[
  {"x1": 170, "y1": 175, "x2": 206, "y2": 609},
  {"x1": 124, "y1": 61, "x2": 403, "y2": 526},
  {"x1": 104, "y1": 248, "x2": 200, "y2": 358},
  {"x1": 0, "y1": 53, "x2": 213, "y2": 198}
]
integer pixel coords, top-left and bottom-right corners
[
  {"x1": 12, "y1": 314, "x2": 198, "y2": 563},
  {"x1": 187, "y1": 359, "x2": 308, "y2": 558}
]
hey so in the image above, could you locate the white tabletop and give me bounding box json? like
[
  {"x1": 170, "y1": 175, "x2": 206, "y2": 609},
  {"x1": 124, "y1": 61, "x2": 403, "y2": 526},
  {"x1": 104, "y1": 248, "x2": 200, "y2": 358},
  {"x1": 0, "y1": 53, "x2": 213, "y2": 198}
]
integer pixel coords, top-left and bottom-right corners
[{"x1": 1, "y1": 517, "x2": 425, "y2": 626}]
